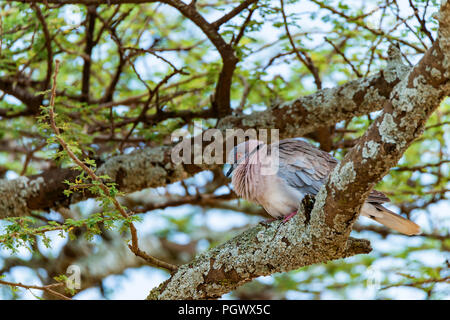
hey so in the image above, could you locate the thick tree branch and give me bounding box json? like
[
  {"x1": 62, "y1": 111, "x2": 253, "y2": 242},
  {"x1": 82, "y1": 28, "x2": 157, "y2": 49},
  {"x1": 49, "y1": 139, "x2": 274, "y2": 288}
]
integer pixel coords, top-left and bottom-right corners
[
  {"x1": 80, "y1": 5, "x2": 97, "y2": 103},
  {"x1": 147, "y1": 206, "x2": 371, "y2": 299},
  {"x1": 0, "y1": 77, "x2": 43, "y2": 116}
]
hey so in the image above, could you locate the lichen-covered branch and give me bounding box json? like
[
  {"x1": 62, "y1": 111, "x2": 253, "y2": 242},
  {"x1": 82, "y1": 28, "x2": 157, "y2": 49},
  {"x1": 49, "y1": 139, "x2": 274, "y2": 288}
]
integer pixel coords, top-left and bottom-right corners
[
  {"x1": 217, "y1": 57, "x2": 410, "y2": 138},
  {"x1": 310, "y1": 1, "x2": 450, "y2": 243},
  {"x1": 147, "y1": 206, "x2": 371, "y2": 300}
]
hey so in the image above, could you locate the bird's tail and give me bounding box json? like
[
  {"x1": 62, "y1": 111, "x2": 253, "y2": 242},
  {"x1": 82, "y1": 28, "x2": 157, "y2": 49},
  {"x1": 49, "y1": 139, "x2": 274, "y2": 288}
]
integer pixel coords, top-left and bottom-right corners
[{"x1": 361, "y1": 203, "x2": 421, "y2": 235}]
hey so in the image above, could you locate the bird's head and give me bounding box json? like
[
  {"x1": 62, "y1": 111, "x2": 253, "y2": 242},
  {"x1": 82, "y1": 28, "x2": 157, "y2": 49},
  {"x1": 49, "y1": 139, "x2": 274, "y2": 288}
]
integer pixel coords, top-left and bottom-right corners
[{"x1": 225, "y1": 139, "x2": 264, "y2": 177}]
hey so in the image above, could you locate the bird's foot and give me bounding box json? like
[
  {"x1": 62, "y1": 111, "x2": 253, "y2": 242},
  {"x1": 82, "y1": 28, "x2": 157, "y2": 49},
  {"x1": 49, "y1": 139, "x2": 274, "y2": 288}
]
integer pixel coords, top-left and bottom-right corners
[
  {"x1": 259, "y1": 218, "x2": 277, "y2": 227},
  {"x1": 282, "y1": 210, "x2": 298, "y2": 223}
]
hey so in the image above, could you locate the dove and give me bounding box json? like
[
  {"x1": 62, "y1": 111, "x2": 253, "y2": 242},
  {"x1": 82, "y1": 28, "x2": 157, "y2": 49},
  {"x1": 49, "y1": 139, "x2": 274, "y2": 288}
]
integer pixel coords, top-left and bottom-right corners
[{"x1": 226, "y1": 138, "x2": 421, "y2": 235}]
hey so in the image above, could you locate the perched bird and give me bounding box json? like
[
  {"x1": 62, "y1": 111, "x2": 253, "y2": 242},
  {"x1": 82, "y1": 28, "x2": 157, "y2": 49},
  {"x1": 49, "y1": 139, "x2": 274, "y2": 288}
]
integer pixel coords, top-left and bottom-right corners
[{"x1": 226, "y1": 138, "x2": 421, "y2": 235}]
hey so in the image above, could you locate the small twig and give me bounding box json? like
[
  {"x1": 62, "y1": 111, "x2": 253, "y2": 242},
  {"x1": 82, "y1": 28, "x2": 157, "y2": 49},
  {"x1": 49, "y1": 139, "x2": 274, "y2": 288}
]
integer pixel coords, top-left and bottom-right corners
[
  {"x1": 280, "y1": 0, "x2": 322, "y2": 89},
  {"x1": 19, "y1": 142, "x2": 46, "y2": 176},
  {"x1": 31, "y1": 3, "x2": 53, "y2": 91},
  {"x1": 237, "y1": 75, "x2": 251, "y2": 113},
  {"x1": 231, "y1": 5, "x2": 256, "y2": 48},
  {"x1": 310, "y1": 0, "x2": 426, "y2": 53},
  {"x1": 408, "y1": 0, "x2": 434, "y2": 43},
  {"x1": 118, "y1": 67, "x2": 183, "y2": 151},
  {"x1": 0, "y1": 278, "x2": 71, "y2": 300},
  {"x1": 380, "y1": 276, "x2": 450, "y2": 291},
  {"x1": 211, "y1": 0, "x2": 258, "y2": 29},
  {"x1": 392, "y1": 160, "x2": 450, "y2": 172},
  {"x1": 325, "y1": 37, "x2": 362, "y2": 78}
]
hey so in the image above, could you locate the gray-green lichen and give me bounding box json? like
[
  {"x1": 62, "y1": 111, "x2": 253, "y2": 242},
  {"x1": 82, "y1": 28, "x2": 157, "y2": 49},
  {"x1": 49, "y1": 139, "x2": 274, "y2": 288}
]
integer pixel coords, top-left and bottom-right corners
[
  {"x1": 308, "y1": 187, "x2": 330, "y2": 231},
  {"x1": 0, "y1": 176, "x2": 44, "y2": 218},
  {"x1": 384, "y1": 46, "x2": 410, "y2": 84},
  {"x1": 431, "y1": 67, "x2": 442, "y2": 79},
  {"x1": 330, "y1": 162, "x2": 356, "y2": 191},
  {"x1": 378, "y1": 113, "x2": 399, "y2": 145},
  {"x1": 392, "y1": 75, "x2": 440, "y2": 114},
  {"x1": 362, "y1": 141, "x2": 379, "y2": 161},
  {"x1": 362, "y1": 86, "x2": 384, "y2": 105}
]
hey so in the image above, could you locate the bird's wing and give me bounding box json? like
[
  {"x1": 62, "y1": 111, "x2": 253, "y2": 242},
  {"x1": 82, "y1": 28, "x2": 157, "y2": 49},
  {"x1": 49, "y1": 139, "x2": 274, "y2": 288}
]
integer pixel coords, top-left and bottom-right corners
[
  {"x1": 275, "y1": 138, "x2": 338, "y2": 195},
  {"x1": 366, "y1": 189, "x2": 390, "y2": 204},
  {"x1": 274, "y1": 138, "x2": 391, "y2": 202}
]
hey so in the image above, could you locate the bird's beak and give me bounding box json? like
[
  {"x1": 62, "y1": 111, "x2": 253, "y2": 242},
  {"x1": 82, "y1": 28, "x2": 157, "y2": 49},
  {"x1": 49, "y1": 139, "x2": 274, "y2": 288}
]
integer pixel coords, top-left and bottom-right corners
[{"x1": 225, "y1": 164, "x2": 236, "y2": 178}]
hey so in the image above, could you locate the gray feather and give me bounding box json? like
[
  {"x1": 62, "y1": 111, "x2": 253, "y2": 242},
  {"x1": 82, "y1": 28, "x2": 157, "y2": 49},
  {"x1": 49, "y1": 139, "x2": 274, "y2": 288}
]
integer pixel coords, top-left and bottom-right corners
[{"x1": 276, "y1": 138, "x2": 337, "y2": 196}]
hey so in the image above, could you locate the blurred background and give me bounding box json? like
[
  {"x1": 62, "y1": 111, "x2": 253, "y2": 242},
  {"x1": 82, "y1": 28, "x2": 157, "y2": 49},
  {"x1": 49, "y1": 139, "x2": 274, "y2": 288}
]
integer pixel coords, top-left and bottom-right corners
[{"x1": 0, "y1": 0, "x2": 448, "y2": 299}]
